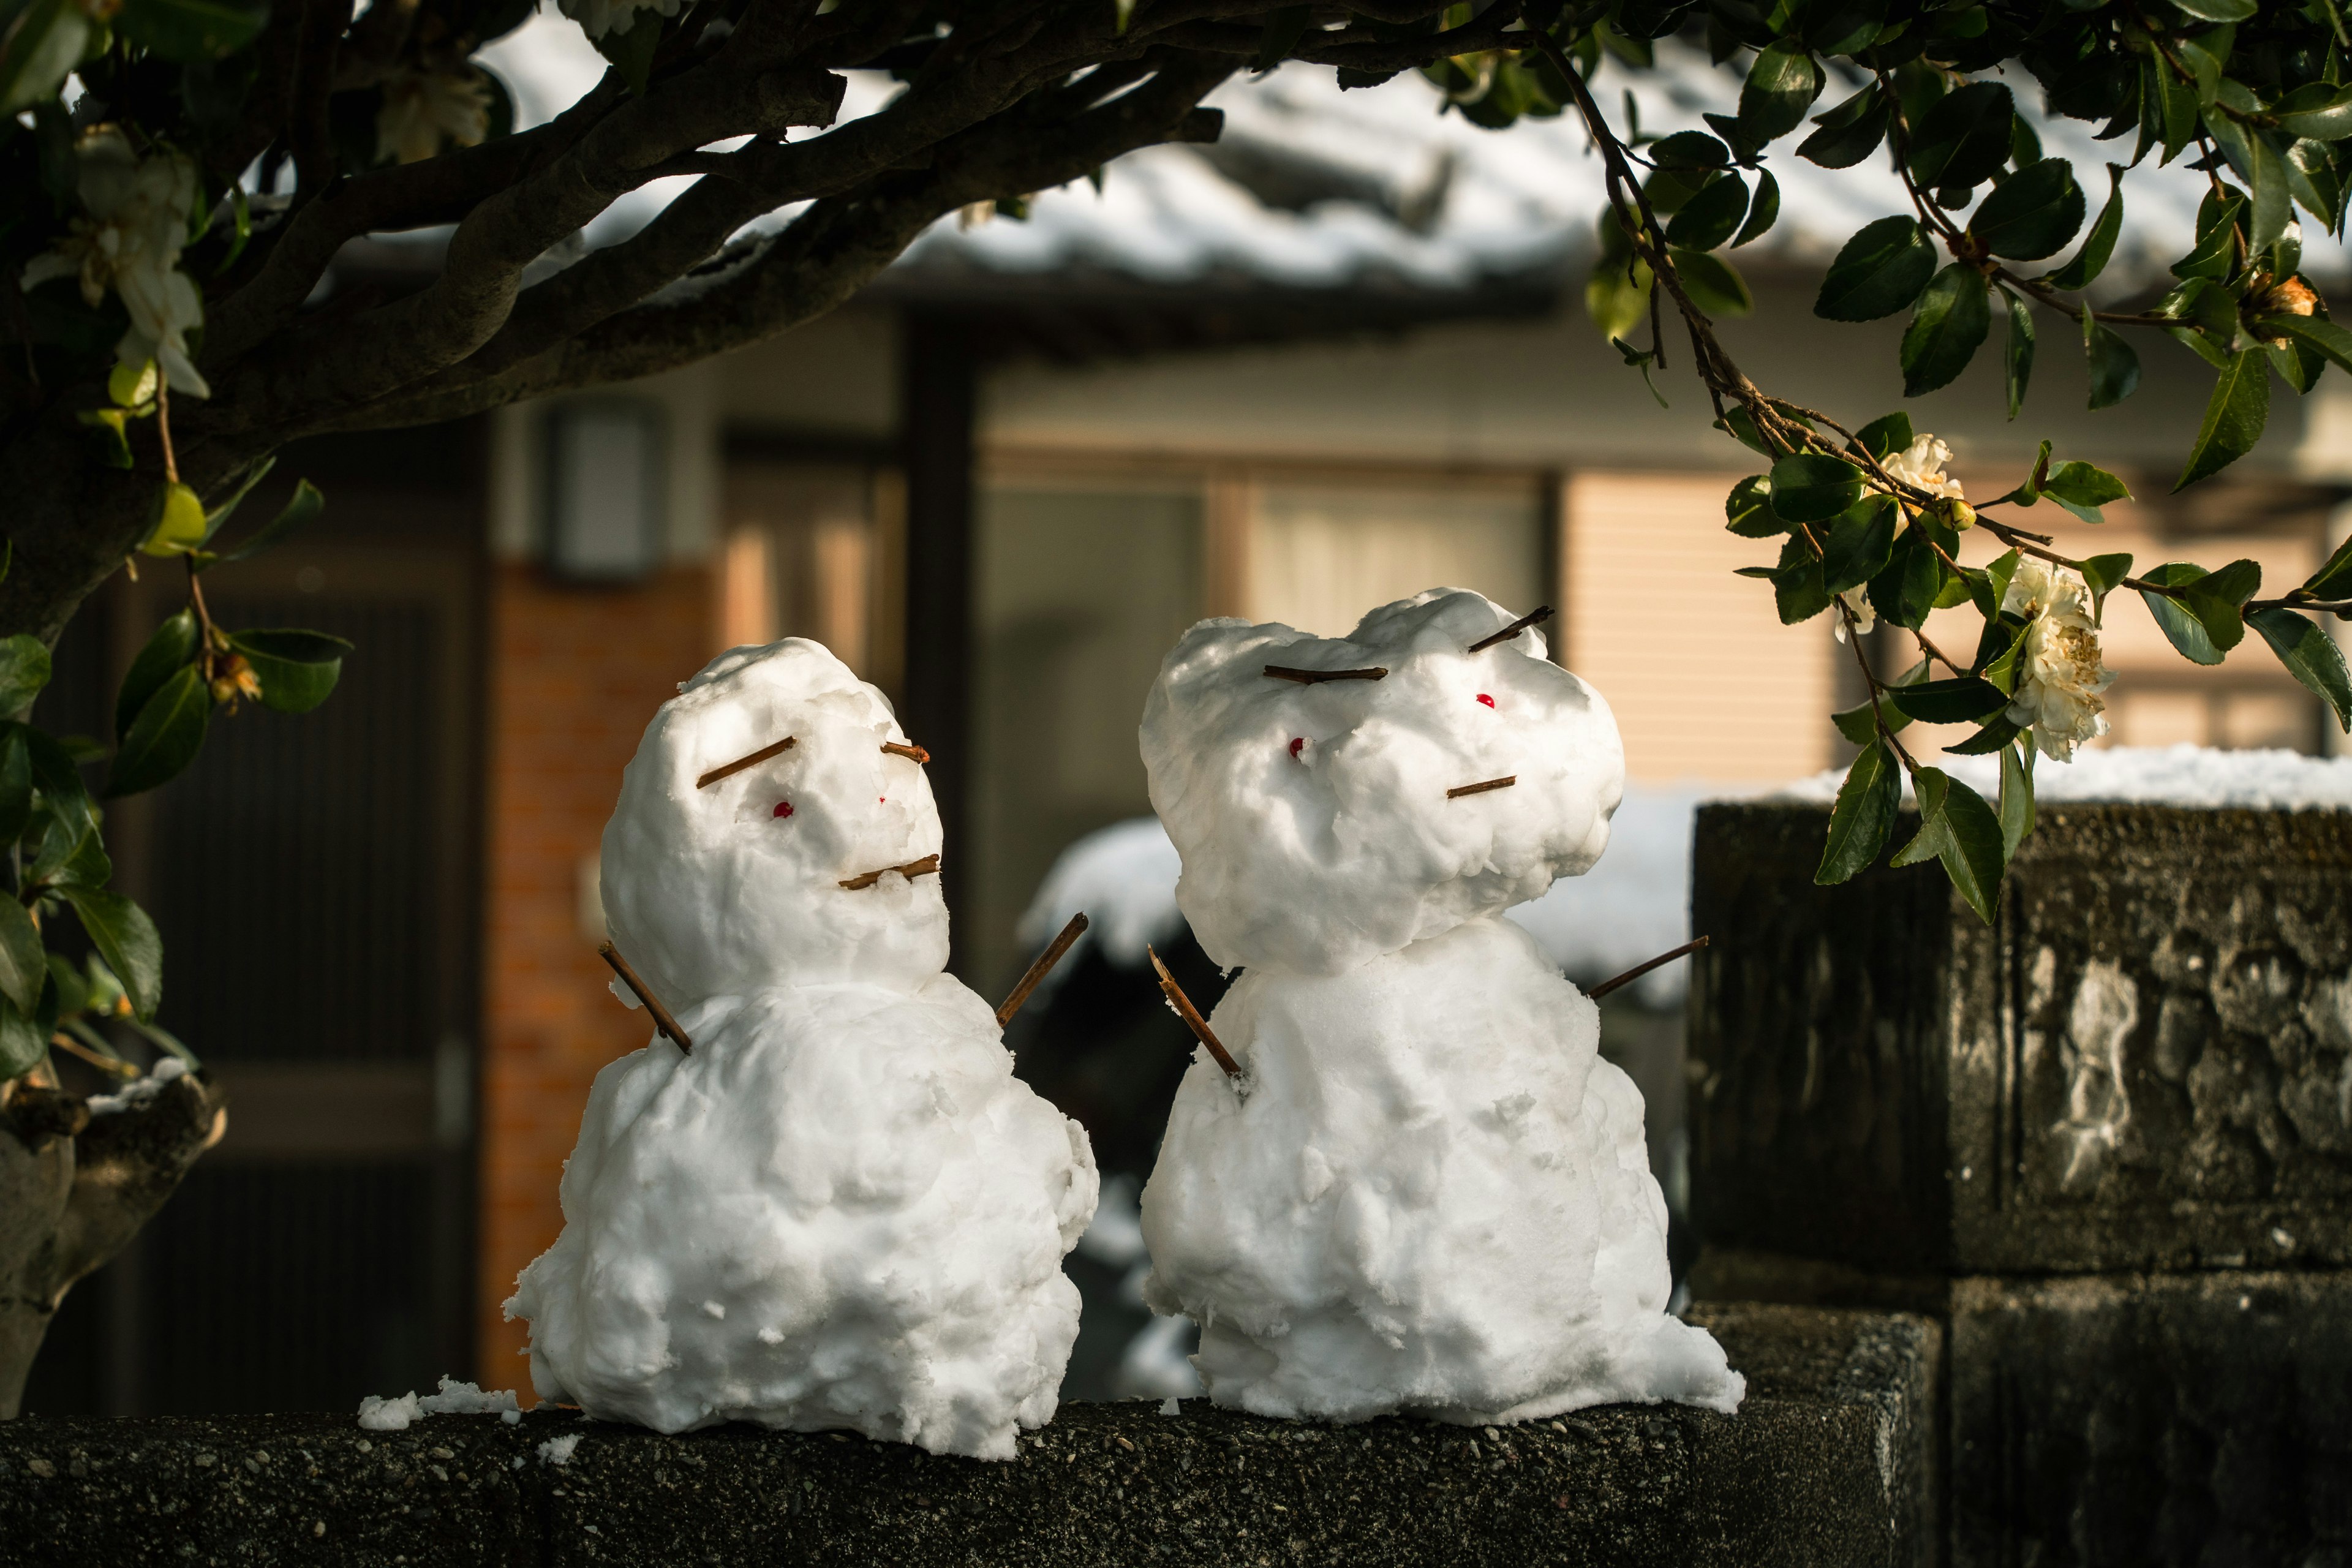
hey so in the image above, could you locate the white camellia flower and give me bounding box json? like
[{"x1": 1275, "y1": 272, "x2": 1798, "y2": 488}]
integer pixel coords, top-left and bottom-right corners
[
  {"x1": 20, "y1": 127, "x2": 210, "y2": 398},
  {"x1": 1884, "y1": 433, "x2": 1965, "y2": 500},
  {"x1": 559, "y1": 0, "x2": 682, "y2": 41},
  {"x1": 2000, "y1": 558, "x2": 2115, "y2": 761},
  {"x1": 1833, "y1": 585, "x2": 1875, "y2": 643},
  {"x1": 377, "y1": 66, "x2": 494, "y2": 165}
]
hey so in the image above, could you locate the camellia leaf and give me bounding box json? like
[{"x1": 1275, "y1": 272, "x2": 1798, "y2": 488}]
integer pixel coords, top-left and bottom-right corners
[
  {"x1": 1945, "y1": 714, "x2": 2027, "y2": 755},
  {"x1": 1772, "y1": 535, "x2": 1833, "y2": 624},
  {"x1": 2041, "y1": 460, "x2": 2130, "y2": 524},
  {"x1": 116, "y1": 609, "x2": 201, "y2": 742},
  {"x1": 2045, "y1": 164, "x2": 2126, "y2": 290},
  {"x1": 1671, "y1": 248, "x2": 1753, "y2": 315},
  {"x1": 2176, "y1": 350, "x2": 2272, "y2": 491},
  {"x1": 1890, "y1": 767, "x2": 2007, "y2": 924},
  {"x1": 0, "y1": 729, "x2": 29, "y2": 848},
  {"x1": 1815, "y1": 217, "x2": 1936, "y2": 322},
  {"x1": 219, "y1": 478, "x2": 326, "y2": 565},
  {"x1": 2307, "y1": 531, "x2": 2352, "y2": 600},
  {"x1": 22, "y1": 728, "x2": 94, "y2": 852},
  {"x1": 1901, "y1": 264, "x2": 1992, "y2": 397},
  {"x1": 1970, "y1": 159, "x2": 2087, "y2": 260},
  {"x1": 107, "y1": 665, "x2": 211, "y2": 798},
  {"x1": 1998, "y1": 741, "x2": 2035, "y2": 861},
  {"x1": 1909, "y1": 81, "x2": 2018, "y2": 193},
  {"x1": 57, "y1": 888, "x2": 163, "y2": 1022},
  {"x1": 0, "y1": 635, "x2": 52, "y2": 717},
  {"x1": 1725, "y1": 475, "x2": 1784, "y2": 537},
  {"x1": 1816, "y1": 739, "x2": 1901, "y2": 885},
  {"x1": 0, "y1": 0, "x2": 92, "y2": 117},
  {"x1": 230, "y1": 630, "x2": 353, "y2": 715},
  {"x1": 1767, "y1": 453, "x2": 1866, "y2": 522},
  {"x1": 2137, "y1": 559, "x2": 2258, "y2": 664},
  {"x1": 115, "y1": 0, "x2": 270, "y2": 61},
  {"x1": 592, "y1": 7, "x2": 663, "y2": 94},
  {"x1": 141, "y1": 483, "x2": 209, "y2": 559},
  {"x1": 2248, "y1": 607, "x2": 2352, "y2": 729},
  {"x1": 1665, "y1": 173, "x2": 1751, "y2": 252},
  {"x1": 1890, "y1": 677, "x2": 2010, "y2": 723},
  {"x1": 2002, "y1": 287, "x2": 2035, "y2": 420},
  {"x1": 0, "y1": 1000, "x2": 43, "y2": 1081},
  {"x1": 0, "y1": 896, "x2": 44, "y2": 1017},
  {"x1": 2171, "y1": 0, "x2": 2256, "y2": 19},
  {"x1": 198, "y1": 456, "x2": 277, "y2": 545},
  {"x1": 1739, "y1": 42, "x2": 1823, "y2": 141},
  {"x1": 1821, "y1": 496, "x2": 1899, "y2": 593},
  {"x1": 1651, "y1": 130, "x2": 1734, "y2": 170},
  {"x1": 1855, "y1": 412, "x2": 1913, "y2": 460},
  {"x1": 2275, "y1": 82, "x2": 2352, "y2": 141},
  {"x1": 1731, "y1": 168, "x2": 1781, "y2": 247},
  {"x1": 2255, "y1": 313, "x2": 2352, "y2": 377},
  {"x1": 2083, "y1": 311, "x2": 2141, "y2": 410},
  {"x1": 1799, "y1": 90, "x2": 1891, "y2": 168},
  {"x1": 2081, "y1": 552, "x2": 2135, "y2": 620}
]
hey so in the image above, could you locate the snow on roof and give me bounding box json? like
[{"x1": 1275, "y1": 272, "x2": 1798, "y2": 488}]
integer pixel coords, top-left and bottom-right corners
[
  {"x1": 1777, "y1": 742, "x2": 2352, "y2": 812},
  {"x1": 476, "y1": 11, "x2": 2267, "y2": 297}
]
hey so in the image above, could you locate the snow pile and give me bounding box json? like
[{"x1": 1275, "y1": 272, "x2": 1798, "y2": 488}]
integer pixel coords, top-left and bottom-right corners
[
  {"x1": 1142, "y1": 591, "x2": 1623, "y2": 978},
  {"x1": 1778, "y1": 744, "x2": 2352, "y2": 811},
  {"x1": 1138, "y1": 590, "x2": 1741, "y2": 1425},
  {"x1": 355, "y1": 1378, "x2": 524, "y2": 1430},
  {"x1": 537, "y1": 1433, "x2": 582, "y2": 1466},
  {"x1": 85, "y1": 1055, "x2": 187, "y2": 1116},
  {"x1": 507, "y1": 639, "x2": 1097, "y2": 1461}
]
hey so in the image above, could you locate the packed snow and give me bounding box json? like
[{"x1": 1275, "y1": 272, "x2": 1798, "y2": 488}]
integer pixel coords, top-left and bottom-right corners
[
  {"x1": 1137, "y1": 590, "x2": 1741, "y2": 1425},
  {"x1": 1779, "y1": 744, "x2": 2352, "y2": 811},
  {"x1": 507, "y1": 639, "x2": 1097, "y2": 1461},
  {"x1": 537, "y1": 1433, "x2": 582, "y2": 1466},
  {"x1": 85, "y1": 1055, "x2": 187, "y2": 1116},
  {"x1": 355, "y1": 1378, "x2": 524, "y2": 1430}
]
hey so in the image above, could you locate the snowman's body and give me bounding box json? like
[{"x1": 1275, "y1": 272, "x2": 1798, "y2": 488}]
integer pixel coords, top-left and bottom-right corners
[
  {"x1": 507, "y1": 641, "x2": 1095, "y2": 1460},
  {"x1": 1137, "y1": 591, "x2": 1741, "y2": 1423}
]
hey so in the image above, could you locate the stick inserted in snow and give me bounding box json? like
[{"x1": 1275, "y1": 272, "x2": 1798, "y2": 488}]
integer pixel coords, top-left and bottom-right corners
[
  {"x1": 696, "y1": 736, "x2": 795, "y2": 789},
  {"x1": 1148, "y1": 945, "x2": 1242, "y2": 1080},
  {"x1": 995, "y1": 912, "x2": 1089, "y2": 1028},
  {"x1": 1447, "y1": 775, "x2": 1517, "y2": 799},
  {"x1": 839, "y1": 853, "x2": 942, "y2": 891},
  {"x1": 1263, "y1": 665, "x2": 1389, "y2": 685},
  {"x1": 1586, "y1": 935, "x2": 1709, "y2": 1001},
  {"x1": 880, "y1": 741, "x2": 931, "y2": 763},
  {"x1": 598, "y1": 941, "x2": 694, "y2": 1053},
  {"x1": 1467, "y1": 605, "x2": 1555, "y2": 654}
]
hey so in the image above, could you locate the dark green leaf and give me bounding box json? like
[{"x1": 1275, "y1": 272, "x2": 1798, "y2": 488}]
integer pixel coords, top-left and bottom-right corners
[
  {"x1": 2083, "y1": 312, "x2": 2141, "y2": 409},
  {"x1": 58, "y1": 888, "x2": 162, "y2": 1022},
  {"x1": 2002, "y1": 287, "x2": 2035, "y2": 420},
  {"x1": 1998, "y1": 741, "x2": 2035, "y2": 861},
  {"x1": 1868, "y1": 532, "x2": 1944, "y2": 630},
  {"x1": 1666, "y1": 173, "x2": 1750, "y2": 251},
  {"x1": 1798, "y1": 93, "x2": 1890, "y2": 168},
  {"x1": 1768, "y1": 453, "x2": 1866, "y2": 522},
  {"x1": 2247, "y1": 132, "x2": 2293, "y2": 256},
  {"x1": 23, "y1": 727, "x2": 94, "y2": 850},
  {"x1": 2172, "y1": 0, "x2": 2255, "y2": 18},
  {"x1": 1815, "y1": 217, "x2": 1936, "y2": 322},
  {"x1": 1739, "y1": 42, "x2": 1822, "y2": 141},
  {"x1": 1833, "y1": 696, "x2": 1910, "y2": 746},
  {"x1": 116, "y1": 610, "x2": 200, "y2": 743},
  {"x1": 198, "y1": 456, "x2": 276, "y2": 544},
  {"x1": 2307, "y1": 530, "x2": 2352, "y2": 599},
  {"x1": 2043, "y1": 461, "x2": 2130, "y2": 510},
  {"x1": 0, "y1": 1001, "x2": 43, "y2": 1080},
  {"x1": 2156, "y1": 59, "x2": 2200, "y2": 162},
  {"x1": 1254, "y1": 5, "x2": 1310, "y2": 70},
  {"x1": 44, "y1": 956, "x2": 86, "y2": 1023},
  {"x1": 2275, "y1": 82, "x2": 2352, "y2": 141},
  {"x1": 0, "y1": 0, "x2": 92, "y2": 116},
  {"x1": 116, "y1": 0, "x2": 266, "y2": 61},
  {"x1": 2249, "y1": 608, "x2": 2352, "y2": 728},
  {"x1": 1732, "y1": 168, "x2": 1780, "y2": 247},
  {"x1": 2045, "y1": 164, "x2": 2125, "y2": 290},
  {"x1": 2256, "y1": 313, "x2": 2352, "y2": 376},
  {"x1": 1946, "y1": 715, "x2": 2026, "y2": 754},
  {"x1": 2176, "y1": 350, "x2": 2272, "y2": 491},
  {"x1": 0, "y1": 896, "x2": 43, "y2": 1017},
  {"x1": 1822, "y1": 496, "x2": 1899, "y2": 593},
  {"x1": 591, "y1": 7, "x2": 662, "y2": 94},
  {"x1": 1901, "y1": 264, "x2": 1992, "y2": 397},
  {"x1": 1773, "y1": 535, "x2": 1833, "y2": 624},
  {"x1": 1671, "y1": 249, "x2": 1753, "y2": 315},
  {"x1": 1890, "y1": 767, "x2": 2006, "y2": 924},
  {"x1": 1816, "y1": 740, "x2": 1901, "y2": 885},
  {"x1": 1651, "y1": 130, "x2": 1733, "y2": 170},
  {"x1": 1890, "y1": 677, "x2": 2009, "y2": 723},
  {"x1": 107, "y1": 665, "x2": 210, "y2": 798},
  {"x1": 1855, "y1": 412, "x2": 1913, "y2": 460},
  {"x1": 230, "y1": 629, "x2": 352, "y2": 715},
  {"x1": 0, "y1": 730, "x2": 28, "y2": 848},
  {"x1": 1971, "y1": 159, "x2": 2086, "y2": 260},
  {"x1": 1725, "y1": 475, "x2": 1784, "y2": 537},
  {"x1": 55, "y1": 825, "x2": 110, "y2": 891},
  {"x1": 0, "y1": 635, "x2": 51, "y2": 716},
  {"x1": 2082, "y1": 552, "x2": 2135, "y2": 619},
  {"x1": 218, "y1": 479, "x2": 325, "y2": 565},
  {"x1": 1909, "y1": 81, "x2": 2017, "y2": 192},
  {"x1": 2137, "y1": 559, "x2": 2258, "y2": 663}
]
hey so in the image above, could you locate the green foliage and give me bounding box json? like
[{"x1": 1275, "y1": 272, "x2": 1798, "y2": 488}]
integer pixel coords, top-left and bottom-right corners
[
  {"x1": 1900, "y1": 265, "x2": 1991, "y2": 395},
  {"x1": 1891, "y1": 768, "x2": 2007, "y2": 925},
  {"x1": 1817, "y1": 739, "x2": 1900, "y2": 886}
]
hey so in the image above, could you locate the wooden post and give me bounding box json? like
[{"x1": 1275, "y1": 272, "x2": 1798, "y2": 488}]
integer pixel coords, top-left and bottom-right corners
[{"x1": 900, "y1": 314, "x2": 977, "y2": 976}]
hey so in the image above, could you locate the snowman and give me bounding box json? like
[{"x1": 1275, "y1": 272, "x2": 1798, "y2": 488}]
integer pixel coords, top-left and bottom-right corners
[
  {"x1": 505, "y1": 639, "x2": 1097, "y2": 1460},
  {"x1": 1135, "y1": 589, "x2": 1743, "y2": 1425}
]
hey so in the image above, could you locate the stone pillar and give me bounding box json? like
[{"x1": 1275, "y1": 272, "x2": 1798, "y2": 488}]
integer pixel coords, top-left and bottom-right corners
[{"x1": 1684, "y1": 801, "x2": 2352, "y2": 1567}]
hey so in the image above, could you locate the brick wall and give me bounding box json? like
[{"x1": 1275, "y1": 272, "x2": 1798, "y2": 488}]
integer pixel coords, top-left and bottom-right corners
[{"x1": 477, "y1": 562, "x2": 715, "y2": 1391}]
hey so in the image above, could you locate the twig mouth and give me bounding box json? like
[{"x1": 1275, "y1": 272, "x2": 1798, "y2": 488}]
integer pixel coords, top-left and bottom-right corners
[
  {"x1": 696, "y1": 737, "x2": 794, "y2": 790},
  {"x1": 839, "y1": 853, "x2": 941, "y2": 891},
  {"x1": 1447, "y1": 775, "x2": 1517, "y2": 799},
  {"x1": 1468, "y1": 605, "x2": 1554, "y2": 654},
  {"x1": 1264, "y1": 665, "x2": 1387, "y2": 685}
]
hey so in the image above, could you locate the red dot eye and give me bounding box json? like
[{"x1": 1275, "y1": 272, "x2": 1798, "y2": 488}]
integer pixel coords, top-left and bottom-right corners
[
  {"x1": 773, "y1": 801, "x2": 794, "y2": 819},
  {"x1": 1288, "y1": 737, "x2": 1305, "y2": 760},
  {"x1": 1477, "y1": 693, "x2": 1495, "y2": 709}
]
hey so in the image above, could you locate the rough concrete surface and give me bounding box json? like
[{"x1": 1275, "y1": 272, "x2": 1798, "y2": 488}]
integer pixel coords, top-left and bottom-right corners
[
  {"x1": 1687, "y1": 802, "x2": 2352, "y2": 1276},
  {"x1": 0, "y1": 1305, "x2": 1934, "y2": 1568}
]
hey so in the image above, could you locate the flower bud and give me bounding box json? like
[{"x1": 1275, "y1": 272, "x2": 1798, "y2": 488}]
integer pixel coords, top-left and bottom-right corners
[{"x1": 1947, "y1": 499, "x2": 1976, "y2": 530}]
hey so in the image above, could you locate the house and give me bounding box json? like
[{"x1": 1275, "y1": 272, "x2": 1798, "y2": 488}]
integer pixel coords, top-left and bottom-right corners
[{"x1": 24, "y1": 34, "x2": 2350, "y2": 1415}]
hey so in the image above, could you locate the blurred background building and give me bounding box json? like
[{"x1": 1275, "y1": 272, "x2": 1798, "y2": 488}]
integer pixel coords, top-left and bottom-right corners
[{"x1": 20, "y1": 26, "x2": 2351, "y2": 1414}]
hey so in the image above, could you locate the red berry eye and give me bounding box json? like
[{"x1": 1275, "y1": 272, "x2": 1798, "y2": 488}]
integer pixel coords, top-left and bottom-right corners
[
  {"x1": 1289, "y1": 737, "x2": 1305, "y2": 760},
  {"x1": 773, "y1": 801, "x2": 793, "y2": 819},
  {"x1": 1477, "y1": 694, "x2": 1495, "y2": 708}
]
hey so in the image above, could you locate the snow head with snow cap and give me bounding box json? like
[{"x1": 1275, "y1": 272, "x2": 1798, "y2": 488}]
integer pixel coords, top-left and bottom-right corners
[
  {"x1": 600, "y1": 638, "x2": 946, "y2": 1007},
  {"x1": 1136, "y1": 589, "x2": 1742, "y2": 1428},
  {"x1": 1142, "y1": 589, "x2": 1625, "y2": 977}
]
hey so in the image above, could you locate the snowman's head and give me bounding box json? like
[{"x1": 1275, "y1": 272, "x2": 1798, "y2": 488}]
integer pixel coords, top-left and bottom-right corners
[
  {"x1": 1140, "y1": 589, "x2": 1623, "y2": 977},
  {"x1": 600, "y1": 639, "x2": 947, "y2": 1008}
]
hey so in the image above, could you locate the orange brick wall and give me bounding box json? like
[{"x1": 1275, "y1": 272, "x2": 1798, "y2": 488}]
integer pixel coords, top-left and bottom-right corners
[{"x1": 477, "y1": 561, "x2": 716, "y2": 1393}]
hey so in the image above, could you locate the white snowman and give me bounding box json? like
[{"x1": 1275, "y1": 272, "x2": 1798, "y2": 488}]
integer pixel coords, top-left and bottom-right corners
[
  {"x1": 1136, "y1": 589, "x2": 1743, "y2": 1424},
  {"x1": 505, "y1": 639, "x2": 1098, "y2": 1460}
]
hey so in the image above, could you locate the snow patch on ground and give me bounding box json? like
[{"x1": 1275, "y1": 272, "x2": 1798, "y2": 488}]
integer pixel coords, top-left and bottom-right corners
[
  {"x1": 86, "y1": 1056, "x2": 186, "y2": 1116},
  {"x1": 537, "y1": 1433, "x2": 582, "y2": 1466},
  {"x1": 356, "y1": 1378, "x2": 524, "y2": 1430},
  {"x1": 1778, "y1": 744, "x2": 2352, "y2": 811}
]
